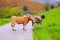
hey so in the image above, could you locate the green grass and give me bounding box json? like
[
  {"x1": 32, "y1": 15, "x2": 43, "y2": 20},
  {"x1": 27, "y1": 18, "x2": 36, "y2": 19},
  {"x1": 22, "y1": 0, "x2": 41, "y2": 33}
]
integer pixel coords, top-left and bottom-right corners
[
  {"x1": 33, "y1": 7, "x2": 60, "y2": 40},
  {"x1": 0, "y1": 18, "x2": 11, "y2": 26},
  {"x1": 0, "y1": 7, "x2": 23, "y2": 18}
]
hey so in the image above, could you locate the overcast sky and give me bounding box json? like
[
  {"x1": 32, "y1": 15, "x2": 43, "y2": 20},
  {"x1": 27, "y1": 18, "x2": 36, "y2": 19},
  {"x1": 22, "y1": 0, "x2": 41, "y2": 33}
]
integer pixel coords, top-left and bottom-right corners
[
  {"x1": 33, "y1": 0, "x2": 60, "y2": 4},
  {"x1": 32, "y1": 0, "x2": 60, "y2": 5}
]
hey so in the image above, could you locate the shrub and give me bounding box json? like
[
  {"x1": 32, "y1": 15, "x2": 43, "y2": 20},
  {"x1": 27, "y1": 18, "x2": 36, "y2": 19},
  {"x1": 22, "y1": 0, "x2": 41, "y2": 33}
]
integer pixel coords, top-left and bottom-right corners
[{"x1": 0, "y1": 7, "x2": 23, "y2": 18}]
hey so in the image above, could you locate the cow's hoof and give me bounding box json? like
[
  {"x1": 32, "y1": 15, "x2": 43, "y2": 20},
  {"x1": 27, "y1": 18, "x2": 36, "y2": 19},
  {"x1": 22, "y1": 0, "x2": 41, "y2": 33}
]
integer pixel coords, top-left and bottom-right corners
[
  {"x1": 32, "y1": 27, "x2": 34, "y2": 29},
  {"x1": 12, "y1": 29, "x2": 16, "y2": 31},
  {"x1": 23, "y1": 28, "x2": 26, "y2": 31},
  {"x1": 23, "y1": 29, "x2": 26, "y2": 31},
  {"x1": 32, "y1": 29, "x2": 35, "y2": 31}
]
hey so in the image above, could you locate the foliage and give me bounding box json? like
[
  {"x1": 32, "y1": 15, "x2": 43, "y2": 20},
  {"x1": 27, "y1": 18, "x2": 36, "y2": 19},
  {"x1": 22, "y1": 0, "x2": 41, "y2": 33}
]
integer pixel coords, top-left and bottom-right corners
[
  {"x1": 0, "y1": 7, "x2": 23, "y2": 18},
  {"x1": 0, "y1": 18, "x2": 11, "y2": 26},
  {"x1": 33, "y1": 7, "x2": 60, "y2": 40}
]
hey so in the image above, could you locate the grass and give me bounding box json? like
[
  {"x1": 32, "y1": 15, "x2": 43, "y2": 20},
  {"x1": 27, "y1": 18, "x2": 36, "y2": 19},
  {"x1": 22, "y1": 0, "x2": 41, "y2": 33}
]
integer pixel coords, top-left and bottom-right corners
[
  {"x1": 0, "y1": 18, "x2": 11, "y2": 26},
  {"x1": 0, "y1": 7, "x2": 60, "y2": 40},
  {"x1": 33, "y1": 7, "x2": 60, "y2": 40}
]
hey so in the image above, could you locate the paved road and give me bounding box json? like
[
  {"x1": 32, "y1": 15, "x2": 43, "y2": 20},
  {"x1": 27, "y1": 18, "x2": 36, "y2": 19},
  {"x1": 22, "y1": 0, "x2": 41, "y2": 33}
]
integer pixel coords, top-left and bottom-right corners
[{"x1": 0, "y1": 21, "x2": 33, "y2": 40}]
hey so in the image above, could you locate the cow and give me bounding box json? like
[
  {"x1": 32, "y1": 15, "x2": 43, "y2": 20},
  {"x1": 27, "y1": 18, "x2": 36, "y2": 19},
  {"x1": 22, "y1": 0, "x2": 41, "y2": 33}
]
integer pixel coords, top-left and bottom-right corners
[
  {"x1": 32, "y1": 15, "x2": 45, "y2": 29},
  {"x1": 11, "y1": 15, "x2": 34, "y2": 31}
]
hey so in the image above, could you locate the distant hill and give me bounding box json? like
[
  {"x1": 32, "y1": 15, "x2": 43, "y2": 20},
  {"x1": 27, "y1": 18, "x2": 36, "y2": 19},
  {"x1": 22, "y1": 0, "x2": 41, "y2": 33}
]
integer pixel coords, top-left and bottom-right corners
[{"x1": 0, "y1": 0, "x2": 45, "y2": 12}]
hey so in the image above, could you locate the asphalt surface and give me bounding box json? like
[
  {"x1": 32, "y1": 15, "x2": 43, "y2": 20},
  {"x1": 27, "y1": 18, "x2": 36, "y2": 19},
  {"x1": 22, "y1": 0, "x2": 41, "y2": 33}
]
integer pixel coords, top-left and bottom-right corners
[{"x1": 0, "y1": 21, "x2": 33, "y2": 40}]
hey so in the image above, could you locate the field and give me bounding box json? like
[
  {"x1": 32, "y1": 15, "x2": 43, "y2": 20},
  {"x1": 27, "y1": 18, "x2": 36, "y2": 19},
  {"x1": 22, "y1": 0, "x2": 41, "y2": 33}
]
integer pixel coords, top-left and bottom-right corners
[
  {"x1": 33, "y1": 7, "x2": 60, "y2": 40},
  {"x1": 0, "y1": 7, "x2": 60, "y2": 40}
]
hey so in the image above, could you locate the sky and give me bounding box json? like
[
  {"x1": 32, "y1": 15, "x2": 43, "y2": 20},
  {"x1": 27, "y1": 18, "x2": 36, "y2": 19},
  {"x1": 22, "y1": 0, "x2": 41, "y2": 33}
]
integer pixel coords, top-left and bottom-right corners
[
  {"x1": 32, "y1": 0, "x2": 60, "y2": 5},
  {"x1": 33, "y1": 0, "x2": 60, "y2": 4}
]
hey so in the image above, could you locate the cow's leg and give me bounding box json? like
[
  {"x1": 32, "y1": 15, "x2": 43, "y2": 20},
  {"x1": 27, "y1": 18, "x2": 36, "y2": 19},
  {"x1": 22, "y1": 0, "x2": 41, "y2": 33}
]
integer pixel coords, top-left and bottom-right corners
[
  {"x1": 40, "y1": 21, "x2": 42, "y2": 27},
  {"x1": 39, "y1": 22, "x2": 42, "y2": 29},
  {"x1": 23, "y1": 24, "x2": 26, "y2": 30},
  {"x1": 32, "y1": 23, "x2": 34, "y2": 30},
  {"x1": 32, "y1": 20, "x2": 34, "y2": 30},
  {"x1": 11, "y1": 22, "x2": 16, "y2": 31}
]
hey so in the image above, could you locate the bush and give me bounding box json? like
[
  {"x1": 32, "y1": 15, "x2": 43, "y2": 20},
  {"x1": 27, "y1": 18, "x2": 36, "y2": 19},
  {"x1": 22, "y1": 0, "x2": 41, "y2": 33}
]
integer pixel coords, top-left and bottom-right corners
[
  {"x1": 0, "y1": 18, "x2": 11, "y2": 26},
  {"x1": 0, "y1": 7, "x2": 23, "y2": 18}
]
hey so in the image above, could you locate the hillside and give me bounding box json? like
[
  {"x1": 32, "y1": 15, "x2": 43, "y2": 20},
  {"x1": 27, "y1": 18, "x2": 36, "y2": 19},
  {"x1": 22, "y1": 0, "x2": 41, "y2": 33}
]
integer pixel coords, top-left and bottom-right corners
[
  {"x1": 0, "y1": 0, "x2": 45, "y2": 11},
  {"x1": 34, "y1": 7, "x2": 60, "y2": 40}
]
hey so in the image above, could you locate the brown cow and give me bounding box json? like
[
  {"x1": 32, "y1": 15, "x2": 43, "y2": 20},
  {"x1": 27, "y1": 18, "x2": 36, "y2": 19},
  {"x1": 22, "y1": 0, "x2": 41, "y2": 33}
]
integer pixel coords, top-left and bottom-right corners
[{"x1": 11, "y1": 15, "x2": 34, "y2": 31}]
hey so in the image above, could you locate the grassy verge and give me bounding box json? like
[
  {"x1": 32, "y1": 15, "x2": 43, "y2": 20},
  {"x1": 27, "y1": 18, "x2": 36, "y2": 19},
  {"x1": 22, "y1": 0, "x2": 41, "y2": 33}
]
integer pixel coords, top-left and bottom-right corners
[
  {"x1": 33, "y1": 7, "x2": 60, "y2": 40},
  {"x1": 0, "y1": 18, "x2": 11, "y2": 26}
]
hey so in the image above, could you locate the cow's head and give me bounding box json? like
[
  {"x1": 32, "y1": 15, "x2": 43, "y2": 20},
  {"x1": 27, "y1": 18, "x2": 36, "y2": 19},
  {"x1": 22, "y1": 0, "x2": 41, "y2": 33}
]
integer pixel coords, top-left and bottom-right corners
[{"x1": 40, "y1": 15, "x2": 45, "y2": 19}]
